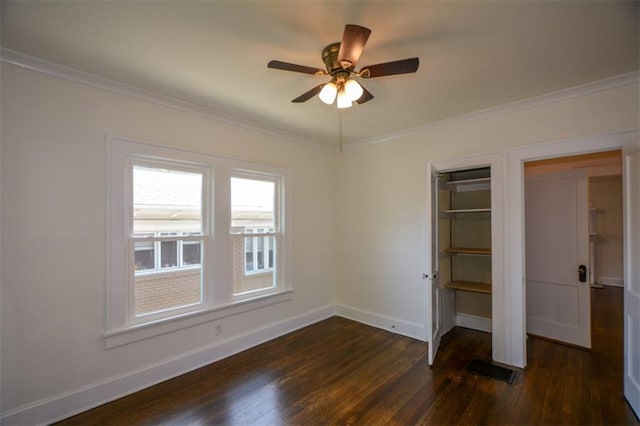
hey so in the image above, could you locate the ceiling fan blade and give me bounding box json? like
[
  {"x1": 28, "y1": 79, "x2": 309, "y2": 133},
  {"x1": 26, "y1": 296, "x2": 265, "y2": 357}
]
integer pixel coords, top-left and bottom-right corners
[
  {"x1": 268, "y1": 60, "x2": 325, "y2": 75},
  {"x1": 355, "y1": 85, "x2": 374, "y2": 104},
  {"x1": 292, "y1": 84, "x2": 326, "y2": 103},
  {"x1": 337, "y1": 24, "x2": 371, "y2": 68},
  {"x1": 360, "y1": 57, "x2": 419, "y2": 78}
]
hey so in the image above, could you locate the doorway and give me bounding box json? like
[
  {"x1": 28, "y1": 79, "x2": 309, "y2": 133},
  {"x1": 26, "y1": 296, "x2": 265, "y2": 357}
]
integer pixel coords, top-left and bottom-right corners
[{"x1": 523, "y1": 150, "x2": 622, "y2": 348}]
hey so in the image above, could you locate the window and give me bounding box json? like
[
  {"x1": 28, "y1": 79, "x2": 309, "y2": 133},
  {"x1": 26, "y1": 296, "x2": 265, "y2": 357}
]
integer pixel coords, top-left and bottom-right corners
[
  {"x1": 107, "y1": 137, "x2": 291, "y2": 346},
  {"x1": 134, "y1": 233, "x2": 201, "y2": 273},
  {"x1": 243, "y1": 228, "x2": 275, "y2": 275},
  {"x1": 230, "y1": 175, "x2": 280, "y2": 296},
  {"x1": 131, "y1": 164, "x2": 206, "y2": 318}
]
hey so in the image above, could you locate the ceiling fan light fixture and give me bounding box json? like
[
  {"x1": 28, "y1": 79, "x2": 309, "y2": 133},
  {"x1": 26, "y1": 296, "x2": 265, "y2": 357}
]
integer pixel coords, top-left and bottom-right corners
[
  {"x1": 336, "y1": 90, "x2": 352, "y2": 109},
  {"x1": 319, "y1": 82, "x2": 338, "y2": 104},
  {"x1": 344, "y1": 79, "x2": 364, "y2": 102}
]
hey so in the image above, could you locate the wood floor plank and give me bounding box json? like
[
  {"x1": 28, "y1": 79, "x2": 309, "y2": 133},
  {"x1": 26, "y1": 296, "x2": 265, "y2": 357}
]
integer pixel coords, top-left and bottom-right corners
[{"x1": 57, "y1": 287, "x2": 639, "y2": 425}]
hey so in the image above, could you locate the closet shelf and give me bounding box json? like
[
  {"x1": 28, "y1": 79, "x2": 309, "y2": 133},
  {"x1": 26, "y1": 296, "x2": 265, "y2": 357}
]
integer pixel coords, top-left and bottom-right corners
[
  {"x1": 445, "y1": 247, "x2": 491, "y2": 255},
  {"x1": 444, "y1": 280, "x2": 492, "y2": 294},
  {"x1": 445, "y1": 208, "x2": 491, "y2": 214},
  {"x1": 446, "y1": 177, "x2": 491, "y2": 192}
]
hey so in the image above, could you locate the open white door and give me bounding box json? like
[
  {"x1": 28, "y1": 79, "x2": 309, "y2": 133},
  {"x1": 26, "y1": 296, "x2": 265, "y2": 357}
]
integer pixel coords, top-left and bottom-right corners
[
  {"x1": 525, "y1": 170, "x2": 591, "y2": 348},
  {"x1": 426, "y1": 166, "x2": 441, "y2": 365},
  {"x1": 624, "y1": 149, "x2": 640, "y2": 418}
]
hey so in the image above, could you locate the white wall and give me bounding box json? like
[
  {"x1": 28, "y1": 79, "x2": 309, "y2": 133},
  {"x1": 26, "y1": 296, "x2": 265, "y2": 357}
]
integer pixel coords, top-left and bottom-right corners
[
  {"x1": 0, "y1": 63, "x2": 337, "y2": 421},
  {"x1": 335, "y1": 77, "x2": 639, "y2": 352}
]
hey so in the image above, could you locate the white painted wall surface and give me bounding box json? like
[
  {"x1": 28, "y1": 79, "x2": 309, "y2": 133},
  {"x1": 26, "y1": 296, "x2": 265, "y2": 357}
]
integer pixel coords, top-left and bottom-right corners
[
  {"x1": 1, "y1": 64, "x2": 337, "y2": 420},
  {"x1": 335, "y1": 78, "x2": 639, "y2": 362}
]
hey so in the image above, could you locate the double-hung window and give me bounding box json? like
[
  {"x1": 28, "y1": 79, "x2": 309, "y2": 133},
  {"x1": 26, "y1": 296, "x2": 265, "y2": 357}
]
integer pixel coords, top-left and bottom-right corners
[
  {"x1": 130, "y1": 164, "x2": 207, "y2": 317},
  {"x1": 230, "y1": 174, "x2": 281, "y2": 296},
  {"x1": 107, "y1": 137, "x2": 291, "y2": 347}
]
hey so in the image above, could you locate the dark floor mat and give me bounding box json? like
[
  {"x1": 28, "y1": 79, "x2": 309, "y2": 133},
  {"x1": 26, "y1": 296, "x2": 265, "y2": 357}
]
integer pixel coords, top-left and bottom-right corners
[{"x1": 467, "y1": 359, "x2": 516, "y2": 384}]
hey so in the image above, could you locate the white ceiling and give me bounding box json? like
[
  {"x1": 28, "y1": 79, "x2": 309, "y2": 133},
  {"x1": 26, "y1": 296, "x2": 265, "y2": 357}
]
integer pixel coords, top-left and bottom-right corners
[{"x1": 1, "y1": 1, "x2": 638, "y2": 149}]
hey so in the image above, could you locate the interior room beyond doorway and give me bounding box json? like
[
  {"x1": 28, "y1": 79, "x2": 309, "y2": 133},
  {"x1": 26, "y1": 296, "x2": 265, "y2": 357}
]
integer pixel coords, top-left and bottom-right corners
[{"x1": 524, "y1": 150, "x2": 623, "y2": 349}]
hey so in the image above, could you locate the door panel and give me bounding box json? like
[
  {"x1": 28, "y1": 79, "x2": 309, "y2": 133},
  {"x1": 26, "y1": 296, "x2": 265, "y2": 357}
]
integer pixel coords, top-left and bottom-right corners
[
  {"x1": 624, "y1": 149, "x2": 640, "y2": 417},
  {"x1": 525, "y1": 170, "x2": 590, "y2": 348},
  {"x1": 426, "y1": 167, "x2": 441, "y2": 365}
]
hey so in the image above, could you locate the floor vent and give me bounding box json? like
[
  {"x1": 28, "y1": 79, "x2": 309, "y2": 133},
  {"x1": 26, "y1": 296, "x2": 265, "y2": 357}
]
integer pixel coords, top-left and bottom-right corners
[{"x1": 467, "y1": 359, "x2": 517, "y2": 384}]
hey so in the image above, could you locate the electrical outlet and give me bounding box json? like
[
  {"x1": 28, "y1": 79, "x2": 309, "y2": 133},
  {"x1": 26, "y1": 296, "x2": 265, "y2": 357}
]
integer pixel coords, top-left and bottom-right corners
[{"x1": 215, "y1": 323, "x2": 223, "y2": 336}]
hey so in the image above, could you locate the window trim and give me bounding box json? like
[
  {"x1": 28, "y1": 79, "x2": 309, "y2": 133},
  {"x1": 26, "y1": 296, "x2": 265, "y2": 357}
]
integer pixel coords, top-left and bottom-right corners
[
  {"x1": 106, "y1": 136, "x2": 292, "y2": 347},
  {"x1": 229, "y1": 171, "x2": 284, "y2": 299},
  {"x1": 126, "y1": 158, "x2": 211, "y2": 325}
]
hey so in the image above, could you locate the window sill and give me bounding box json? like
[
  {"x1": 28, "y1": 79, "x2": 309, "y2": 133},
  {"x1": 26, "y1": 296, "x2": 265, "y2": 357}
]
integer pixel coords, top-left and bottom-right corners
[
  {"x1": 243, "y1": 270, "x2": 274, "y2": 279},
  {"x1": 104, "y1": 289, "x2": 293, "y2": 349}
]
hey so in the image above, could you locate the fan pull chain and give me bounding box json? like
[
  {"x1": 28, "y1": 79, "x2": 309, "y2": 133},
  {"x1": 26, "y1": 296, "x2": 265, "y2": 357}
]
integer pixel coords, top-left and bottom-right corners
[{"x1": 339, "y1": 110, "x2": 343, "y2": 153}]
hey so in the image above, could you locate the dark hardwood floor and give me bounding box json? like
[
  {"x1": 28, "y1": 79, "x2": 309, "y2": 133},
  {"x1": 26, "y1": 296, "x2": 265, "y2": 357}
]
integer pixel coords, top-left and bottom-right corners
[{"x1": 59, "y1": 287, "x2": 638, "y2": 425}]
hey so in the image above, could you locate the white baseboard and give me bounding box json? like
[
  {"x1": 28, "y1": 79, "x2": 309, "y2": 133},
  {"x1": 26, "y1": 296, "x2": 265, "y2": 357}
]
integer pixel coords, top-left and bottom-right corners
[
  {"x1": 596, "y1": 276, "x2": 623, "y2": 287},
  {"x1": 455, "y1": 313, "x2": 492, "y2": 333},
  {"x1": 1, "y1": 305, "x2": 335, "y2": 426},
  {"x1": 334, "y1": 304, "x2": 426, "y2": 341}
]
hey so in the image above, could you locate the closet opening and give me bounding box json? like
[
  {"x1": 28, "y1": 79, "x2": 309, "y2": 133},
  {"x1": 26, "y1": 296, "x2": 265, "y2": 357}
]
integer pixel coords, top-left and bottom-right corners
[{"x1": 439, "y1": 167, "x2": 493, "y2": 335}]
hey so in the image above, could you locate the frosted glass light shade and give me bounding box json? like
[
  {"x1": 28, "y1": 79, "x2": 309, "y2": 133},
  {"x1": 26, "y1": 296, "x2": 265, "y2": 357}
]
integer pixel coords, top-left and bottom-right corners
[
  {"x1": 344, "y1": 79, "x2": 364, "y2": 102},
  {"x1": 336, "y1": 91, "x2": 352, "y2": 109},
  {"x1": 319, "y1": 82, "x2": 338, "y2": 104}
]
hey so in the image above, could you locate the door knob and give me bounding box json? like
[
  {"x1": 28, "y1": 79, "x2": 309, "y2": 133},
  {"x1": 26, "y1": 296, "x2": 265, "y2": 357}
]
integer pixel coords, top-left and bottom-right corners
[{"x1": 578, "y1": 265, "x2": 587, "y2": 283}]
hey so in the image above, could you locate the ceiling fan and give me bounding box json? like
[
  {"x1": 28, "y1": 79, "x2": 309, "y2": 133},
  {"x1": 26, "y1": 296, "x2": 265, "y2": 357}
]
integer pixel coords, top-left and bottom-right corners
[{"x1": 267, "y1": 24, "x2": 419, "y2": 109}]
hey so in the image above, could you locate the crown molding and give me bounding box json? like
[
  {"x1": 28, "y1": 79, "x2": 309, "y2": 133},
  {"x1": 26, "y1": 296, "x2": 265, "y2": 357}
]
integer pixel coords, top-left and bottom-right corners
[
  {"x1": 345, "y1": 70, "x2": 640, "y2": 150},
  {"x1": 0, "y1": 48, "x2": 339, "y2": 153},
  {"x1": 2, "y1": 48, "x2": 636, "y2": 154}
]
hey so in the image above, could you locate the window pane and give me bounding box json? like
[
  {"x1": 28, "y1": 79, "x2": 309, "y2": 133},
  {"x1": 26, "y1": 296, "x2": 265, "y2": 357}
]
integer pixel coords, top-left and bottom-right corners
[
  {"x1": 183, "y1": 241, "x2": 201, "y2": 266},
  {"x1": 232, "y1": 234, "x2": 275, "y2": 295},
  {"x1": 133, "y1": 166, "x2": 203, "y2": 234},
  {"x1": 131, "y1": 165, "x2": 205, "y2": 317},
  {"x1": 134, "y1": 242, "x2": 155, "y2": 271},
  {"x1": 160, "y1": 240, "x2": 177, "y2": 268},
  {"x1": 230, "y1": 177, "x2": 274, "y2": 231}
]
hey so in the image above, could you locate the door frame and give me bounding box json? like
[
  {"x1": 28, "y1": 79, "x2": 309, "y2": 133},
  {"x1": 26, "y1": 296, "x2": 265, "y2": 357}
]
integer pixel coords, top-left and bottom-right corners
[
  {"x1": 425, "y1": 152, "x2": 504, "y2": 363},
  {"x1": 506, "y1": 129, "x2": 639, "y2": 367}
]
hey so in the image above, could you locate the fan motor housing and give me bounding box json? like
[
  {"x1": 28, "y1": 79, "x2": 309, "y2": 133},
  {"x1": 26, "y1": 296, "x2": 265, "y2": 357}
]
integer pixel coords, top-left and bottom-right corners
[{"x1": 322, "y1": 42, "x2": 352, "y2": 74}]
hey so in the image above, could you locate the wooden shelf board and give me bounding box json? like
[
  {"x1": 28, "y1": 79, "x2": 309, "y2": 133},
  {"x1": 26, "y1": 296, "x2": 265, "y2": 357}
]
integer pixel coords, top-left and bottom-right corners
[
  {"x1": 447, "y1": 177, "x2": 491, "y2": 185},
  {"x1": 445, "y1": 247, "x2": 491, "y2": 255},
  {"x1": 445, "y1": 177, "x2": 491, "y2": 192},
  {"x1": 444, "y1": 281, "x2": 492, "y2": 294},
  {"x1": 445, "y1": 208, "x2": 491, "y2": 213}
]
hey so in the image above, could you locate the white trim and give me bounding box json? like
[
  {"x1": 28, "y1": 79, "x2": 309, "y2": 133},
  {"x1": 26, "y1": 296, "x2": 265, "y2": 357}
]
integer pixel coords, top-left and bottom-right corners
[
  {"x1": 0, "y1": 48, "x2": 335, "y2": 152},
  {"x1": 1, "y1": 305, "x2": 335, "y2": 426},
  {"x1": 104, "y1": 290, "x2": 294, "y2": 348},
  {"x1": 455, "y1": 313, "x2": 492, "y2": 333},
  {"x1": 596, "y1": 276, "x2": 624, "y2": 287},
  {"x1": 506, "y1": 129, "x2": 640, "y2": 369},
  {"x1": 2, "y1": 48, "x2": 637, "y2": 152},
  {"x1": 334, "y1": 304, "x2": 426, "y2": 341}
]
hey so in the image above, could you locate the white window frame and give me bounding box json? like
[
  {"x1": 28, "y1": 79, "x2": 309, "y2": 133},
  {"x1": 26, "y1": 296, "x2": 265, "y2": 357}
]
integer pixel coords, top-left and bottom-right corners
[
  {"x1": 230, "y1": 170, "x2": 283, "y2": 299},
  {"x1": 106, "y1": 136, "x2": 293, "y2": 348}
]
